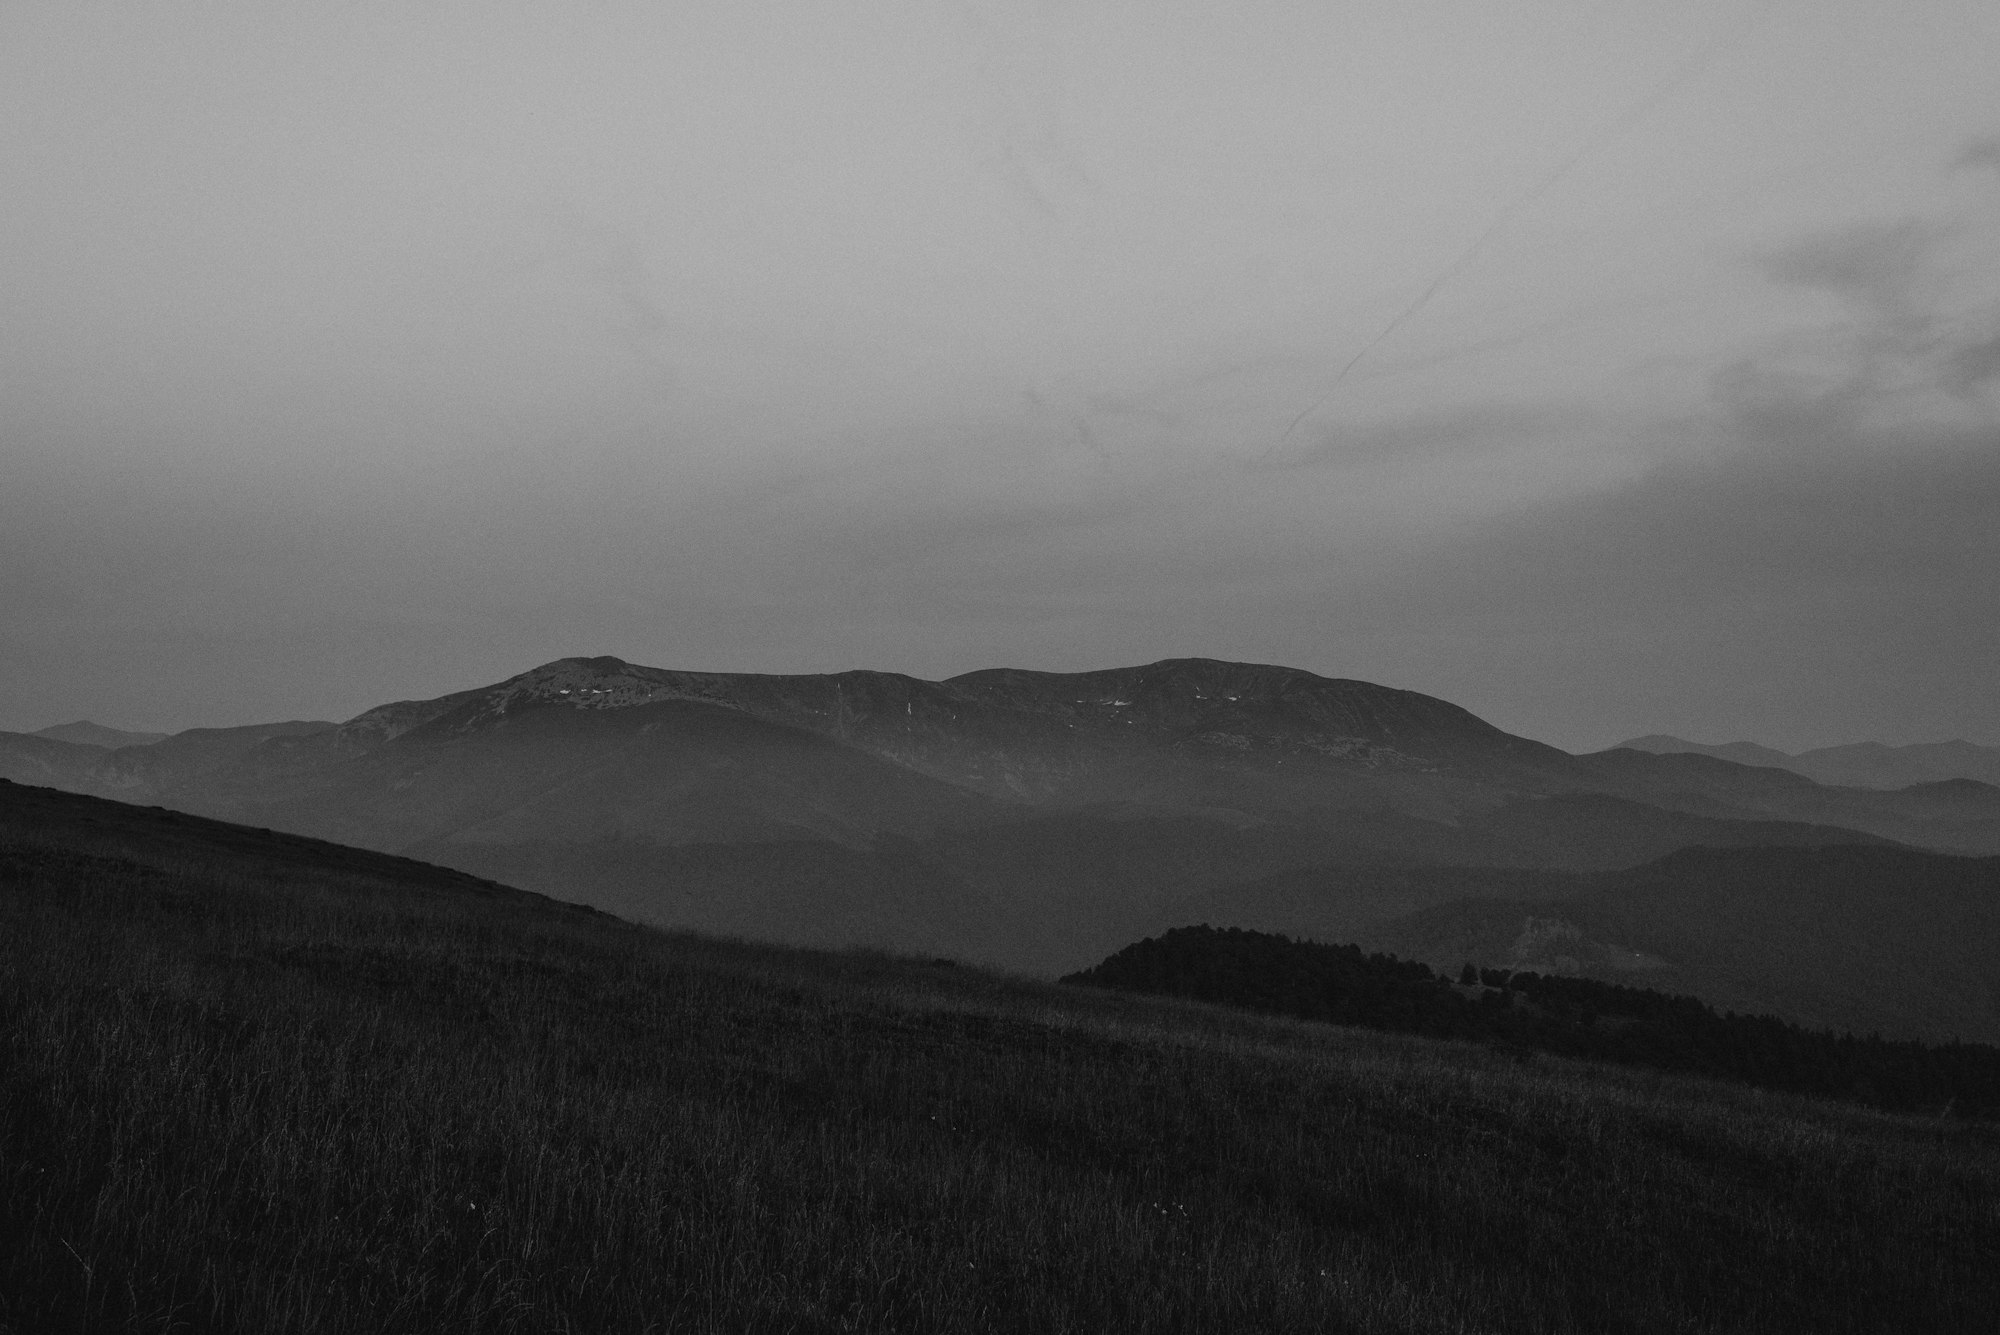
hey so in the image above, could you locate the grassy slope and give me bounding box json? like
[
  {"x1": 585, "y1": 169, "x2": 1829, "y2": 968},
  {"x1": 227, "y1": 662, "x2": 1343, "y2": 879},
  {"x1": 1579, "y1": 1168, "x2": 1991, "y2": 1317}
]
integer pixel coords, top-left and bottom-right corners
[{"x1": 2, "y1": 783, "x2": 1996, "y2": 1334}]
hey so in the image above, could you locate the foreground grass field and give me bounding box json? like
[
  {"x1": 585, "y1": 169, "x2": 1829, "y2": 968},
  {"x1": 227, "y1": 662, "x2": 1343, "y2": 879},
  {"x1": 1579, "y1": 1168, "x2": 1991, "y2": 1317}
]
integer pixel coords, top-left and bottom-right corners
[{"x1": 2, "y1": 783, "x2": 1996, "y2": 1332}]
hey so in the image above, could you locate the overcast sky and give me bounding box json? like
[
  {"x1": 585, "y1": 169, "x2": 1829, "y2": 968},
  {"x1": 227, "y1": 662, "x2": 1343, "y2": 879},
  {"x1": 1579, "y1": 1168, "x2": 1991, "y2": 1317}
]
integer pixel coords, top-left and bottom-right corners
[{"x1": 4, "y1": 0, "x2": 1997, "y2": 751}]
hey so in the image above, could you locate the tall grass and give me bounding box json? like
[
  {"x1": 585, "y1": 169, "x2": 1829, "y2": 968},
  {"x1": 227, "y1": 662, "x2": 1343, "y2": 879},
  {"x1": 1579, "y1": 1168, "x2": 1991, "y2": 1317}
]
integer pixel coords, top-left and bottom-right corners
[{"x1": 2, "y1": 824, "x2": 1996, "y2": 1333}]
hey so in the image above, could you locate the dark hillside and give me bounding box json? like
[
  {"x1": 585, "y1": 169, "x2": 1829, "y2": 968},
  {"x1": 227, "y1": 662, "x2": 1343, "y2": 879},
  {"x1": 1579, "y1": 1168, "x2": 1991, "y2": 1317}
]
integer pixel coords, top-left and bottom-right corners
[
  {"x1": 1064, "y1": 925, "x2": 2000, "y2": 1117},
  {"x1": 1160, "y1": 843, "x2": 2000, "y2": 1044},
  {"x1": 0, "y1": 778, "x2": 559, "y2": 906},
  {"x1": 1362, "y1": 844, "x2": 2000, "y2": 1044},
  {"x1": 3, "y1": 781, "x2": 1998, "y2": 1332},
  {"x1": 1150, "y1": 862, "x2": 1594, "y2": 952}
]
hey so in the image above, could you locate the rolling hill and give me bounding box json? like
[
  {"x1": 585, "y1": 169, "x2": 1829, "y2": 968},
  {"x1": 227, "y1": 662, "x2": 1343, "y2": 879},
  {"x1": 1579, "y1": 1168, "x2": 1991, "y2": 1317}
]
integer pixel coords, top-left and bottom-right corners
[{"x1": 1154, "y1": 845, "x2": 2000, "y2": 1045}]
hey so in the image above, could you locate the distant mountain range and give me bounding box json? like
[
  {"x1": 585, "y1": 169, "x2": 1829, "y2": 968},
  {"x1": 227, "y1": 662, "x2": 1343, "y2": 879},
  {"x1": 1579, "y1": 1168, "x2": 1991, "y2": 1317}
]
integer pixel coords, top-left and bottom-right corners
[
  {"x1": 1615, "y1": 733, "x2": 2000, "y2": 790},
  {"x1": 30, "y1": 720, "x2": 169, "y2": 748},
  {"x1": 4, "y1": 655, "x2": 1997, "y2": 1039}
]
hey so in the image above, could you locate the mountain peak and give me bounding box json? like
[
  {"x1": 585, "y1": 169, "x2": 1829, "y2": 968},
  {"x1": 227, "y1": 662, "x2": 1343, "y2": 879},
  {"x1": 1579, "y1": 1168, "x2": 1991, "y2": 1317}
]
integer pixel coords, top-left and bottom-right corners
[
  {"x1": 536, "y1": 655, "x2": 635, "y2": 674},
  {"x1": 948, "y1": 656, "x2": 1318, "y2": 690},
  {"x1": 445, "y1": 657, "x2": 690, "y2": 723}
]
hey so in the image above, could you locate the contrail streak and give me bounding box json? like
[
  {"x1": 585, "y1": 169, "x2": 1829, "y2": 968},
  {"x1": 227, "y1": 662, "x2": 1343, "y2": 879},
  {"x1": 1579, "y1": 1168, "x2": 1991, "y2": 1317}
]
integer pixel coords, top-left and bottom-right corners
[{"x1": 1267, "y1": 4, "x2": 1775, "y2": 458}]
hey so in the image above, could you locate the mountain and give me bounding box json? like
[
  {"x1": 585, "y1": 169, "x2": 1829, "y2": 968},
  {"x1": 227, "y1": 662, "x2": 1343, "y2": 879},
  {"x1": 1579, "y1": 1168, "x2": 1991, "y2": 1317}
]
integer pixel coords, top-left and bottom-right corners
[
  {"x1": 84, "y1": 719, "x2": 338, "y2": 799},
  {"x1": 215, "y1": 655, "x2": 1585, "y2": 969},
  {"x1": 1615, "y1": 733, "x2": 2000, "y2": 790},
  {"x1": 1791, "y1": 740, "x2": 2000, "y2": 790},
  {"x1": 314, "y1": 653, "x2": 1583, "y2": 822},
  {"x1": 1164, "y1": 845, "x2": 2000, "y2": 1045},
  {"x1": 193, "y1": 655, "x2": 1996, "y2": 856},
  {"x1": 1614, "y1": 734, "x2": 1798, "y2": 769},
  {"x1": 0, "y1": 729, "x2": 109, "y2": 790},
  {"x1": 1147, "y1": 799, "x2": 1908, "y2": 956},
  {"x1": 30, "y1": 720, "x2": 168, "y2": 748},
  {"x1": 16, "y1": 654, "x2": 1998, "y2": 975},
  {"x1": 1, "y1": 719, "x2": 338, "y2": 821},
  {"x1": 1575, "y1": 747, "x2": 2000, "y2": 855}
]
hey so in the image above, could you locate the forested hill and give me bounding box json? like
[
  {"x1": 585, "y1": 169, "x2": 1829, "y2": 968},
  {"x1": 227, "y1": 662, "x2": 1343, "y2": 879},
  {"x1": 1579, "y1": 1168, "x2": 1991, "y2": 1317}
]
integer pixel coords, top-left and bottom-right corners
[{"x1": 1063, "y1": 926, "x2": 2000, "y2": 1118}]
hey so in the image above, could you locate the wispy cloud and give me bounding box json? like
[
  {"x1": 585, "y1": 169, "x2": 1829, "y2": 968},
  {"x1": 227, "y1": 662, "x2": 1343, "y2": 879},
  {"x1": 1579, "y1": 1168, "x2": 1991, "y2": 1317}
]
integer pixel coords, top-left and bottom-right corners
[
  {"x1": 1753, "y1": 220, "x2": 1934, "y2": 317},
  {"x1": 1732, "y1": 216, "x2": 2000, "y2": 423},
  {"x1": 1299, "y1": 211, "x2": 2000, "y2": 748}
]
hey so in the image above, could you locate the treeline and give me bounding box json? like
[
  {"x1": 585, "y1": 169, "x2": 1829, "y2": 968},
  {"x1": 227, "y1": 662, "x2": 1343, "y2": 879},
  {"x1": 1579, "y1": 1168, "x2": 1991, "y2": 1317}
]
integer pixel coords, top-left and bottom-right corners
[{"x1": 1062, "y1": 926, "x2": 2000, "y2": 1119}]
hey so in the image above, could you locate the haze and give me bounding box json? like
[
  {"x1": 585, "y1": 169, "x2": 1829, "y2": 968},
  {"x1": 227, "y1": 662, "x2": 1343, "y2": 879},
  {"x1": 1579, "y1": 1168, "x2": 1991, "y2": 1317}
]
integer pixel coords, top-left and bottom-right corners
[{"x1": 4, "y1": 0, "x2": 1996, "y2": 752}]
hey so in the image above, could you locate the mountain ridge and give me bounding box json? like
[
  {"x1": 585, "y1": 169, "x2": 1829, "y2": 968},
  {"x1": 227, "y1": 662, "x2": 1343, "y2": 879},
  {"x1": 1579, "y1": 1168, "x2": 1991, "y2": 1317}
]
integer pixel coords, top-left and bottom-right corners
[
  {"x1": 30, "y1": 720, "x2": 169, "y2": 749},
  {"x1": 1614, "y1": 733, "x2": 2000, "y2": 790},
  {"x1": 5, "y1": 654, "x2": 1997, "y2": 985},
  {"x1": 10, "y1": 658, "x2": 1997, "y2": 858}
]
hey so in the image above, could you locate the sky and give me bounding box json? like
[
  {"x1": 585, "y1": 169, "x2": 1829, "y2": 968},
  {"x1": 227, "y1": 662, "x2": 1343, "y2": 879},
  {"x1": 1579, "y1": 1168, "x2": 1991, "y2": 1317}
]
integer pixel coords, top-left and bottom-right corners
[{"x1": 3, "y1": 0, "x2": 1997, "y2": 752}]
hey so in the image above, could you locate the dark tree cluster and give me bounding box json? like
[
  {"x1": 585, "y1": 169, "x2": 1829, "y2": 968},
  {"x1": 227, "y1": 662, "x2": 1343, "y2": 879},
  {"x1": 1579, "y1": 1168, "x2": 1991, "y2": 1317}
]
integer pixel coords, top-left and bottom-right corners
[{"x1": 1063, "y1": 926, "x2": 2000, "y2": 1119}]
